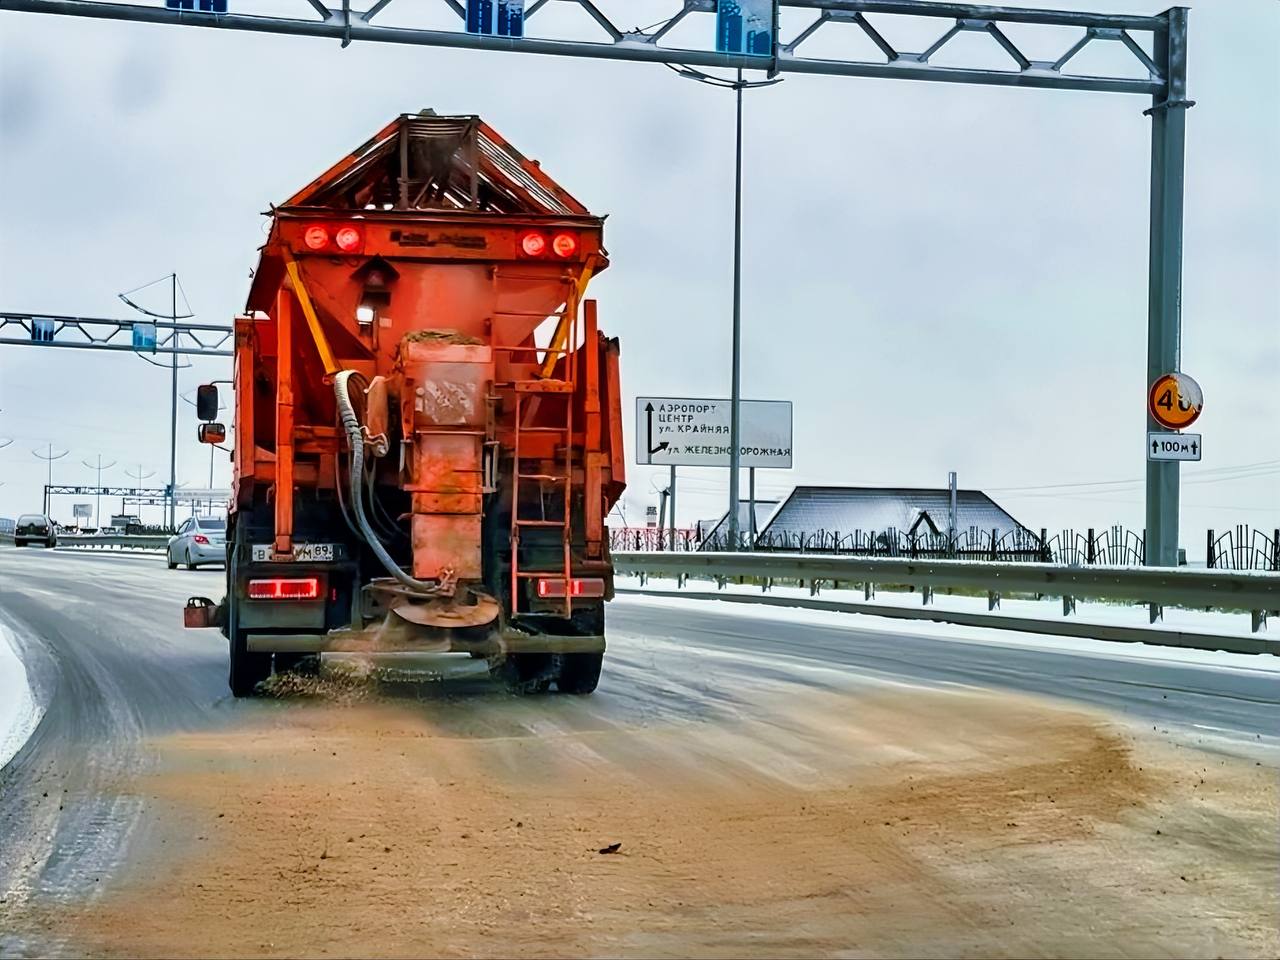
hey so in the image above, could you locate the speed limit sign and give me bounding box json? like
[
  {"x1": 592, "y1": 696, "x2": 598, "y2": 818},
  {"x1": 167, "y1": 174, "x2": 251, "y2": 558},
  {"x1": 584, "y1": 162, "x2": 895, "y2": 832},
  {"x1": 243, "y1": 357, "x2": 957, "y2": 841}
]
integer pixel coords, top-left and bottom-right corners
[{"x1": 1148, "y1": 372, "x2": 1203, "y2": 430}]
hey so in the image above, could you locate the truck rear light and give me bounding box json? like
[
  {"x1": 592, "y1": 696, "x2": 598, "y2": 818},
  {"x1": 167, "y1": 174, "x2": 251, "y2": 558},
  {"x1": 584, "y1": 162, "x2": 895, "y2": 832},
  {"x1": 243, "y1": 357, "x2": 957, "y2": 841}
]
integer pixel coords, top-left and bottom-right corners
[
  {"x1": 519, "y1": 231, "x2": 548, "y2": 257},
  {"x1": 192, "y1": 534, "x2": 210, "y2": 544},
  {"x1": 248, "y1": 577, "x2": 321, "y2": 600},
  {"x1": 551, "y1": 232, "x2": 578, "y2": 258},
  {"x1": 303, "y1": 225, "x2": 330, "y2": 250},
  {"x1": 334, "y1": 225, "x2": 363, "y2": 252},
  {"x1": 536, "y1": 577, "x2": 605, "y2": 599}
]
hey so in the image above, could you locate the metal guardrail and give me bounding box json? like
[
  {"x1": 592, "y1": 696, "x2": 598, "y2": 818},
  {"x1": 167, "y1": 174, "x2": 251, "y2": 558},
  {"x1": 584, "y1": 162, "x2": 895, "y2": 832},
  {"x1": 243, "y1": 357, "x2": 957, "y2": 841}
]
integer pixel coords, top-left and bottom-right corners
[
  {"x1": 613, "y1": 552, "x2": 1280, "y2": 634},
  {"x1": 53, "y1": 533, "x2": 169, "y2": 552}
]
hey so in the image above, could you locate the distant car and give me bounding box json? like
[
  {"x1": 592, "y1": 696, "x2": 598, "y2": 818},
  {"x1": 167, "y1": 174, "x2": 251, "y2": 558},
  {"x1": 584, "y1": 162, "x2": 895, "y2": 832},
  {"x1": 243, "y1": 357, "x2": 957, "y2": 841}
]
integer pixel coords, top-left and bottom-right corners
[
  {"x1": 167, "y1": 516, "x2": 227, "y2": 569},
  {"x1": 14, "y1": 514, "x2": 57, "y2": 548}
]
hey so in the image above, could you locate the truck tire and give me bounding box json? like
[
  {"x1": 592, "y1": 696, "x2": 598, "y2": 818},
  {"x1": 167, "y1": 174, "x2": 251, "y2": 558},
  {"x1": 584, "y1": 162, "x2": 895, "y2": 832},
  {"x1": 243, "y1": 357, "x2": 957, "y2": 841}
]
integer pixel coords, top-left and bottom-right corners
[
  {"x1": 227, "y1": 549, "x2": 270, "y2": 697},
  {"x1": 229, "y1": 631, "x2": 271, "y2": 697},
  {"x1": 555, "y1": 652, "x2": 603, "y2": 695},
  {"x1": 494, "y1": 653, "x2": 553, "y2": 694}
]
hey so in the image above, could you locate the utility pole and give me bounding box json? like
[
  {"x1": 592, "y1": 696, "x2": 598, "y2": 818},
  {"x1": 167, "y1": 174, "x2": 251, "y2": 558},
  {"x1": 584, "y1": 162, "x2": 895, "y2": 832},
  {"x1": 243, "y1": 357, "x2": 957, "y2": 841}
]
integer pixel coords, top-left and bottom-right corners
[
  {"x1": 33, "y1": 443, "x2": 68, "y2": 515},
  {"x1": 82, "y1": 454, "x2": 118, "y2": 527}
]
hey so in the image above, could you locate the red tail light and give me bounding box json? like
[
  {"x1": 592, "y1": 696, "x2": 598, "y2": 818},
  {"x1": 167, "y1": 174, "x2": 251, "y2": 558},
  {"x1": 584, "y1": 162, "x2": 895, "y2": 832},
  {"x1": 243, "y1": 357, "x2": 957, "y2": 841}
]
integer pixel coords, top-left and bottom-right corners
[
  {"x1": 551, "y1": 232, "x2": 578, "y2": 258},
  {"x1": 519, "y1": 231, "x2": 548, "y2": 257},
  {"x1": 536, "y1": 578, "x2": 606, "y2": 599},
  {"x1": 334, "y1": 225, "x2": 363, "y2": 252},
  {"x1": 192, "y1": 534, "x2": 210, "y2": 545},
  {"x1": 248, "y1": 577, "x2": 321, "y2": 601},
  {"x1": 303, "y1": 225, "x2": 330, "y2": 250}
]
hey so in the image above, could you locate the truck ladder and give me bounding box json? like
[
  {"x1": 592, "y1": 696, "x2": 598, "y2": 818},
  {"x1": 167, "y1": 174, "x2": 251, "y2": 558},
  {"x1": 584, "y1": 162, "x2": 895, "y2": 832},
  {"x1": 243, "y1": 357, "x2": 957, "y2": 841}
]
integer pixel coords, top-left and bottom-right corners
[{"x1": 510, "y1": 380, "x2": 574, "y2": 618}]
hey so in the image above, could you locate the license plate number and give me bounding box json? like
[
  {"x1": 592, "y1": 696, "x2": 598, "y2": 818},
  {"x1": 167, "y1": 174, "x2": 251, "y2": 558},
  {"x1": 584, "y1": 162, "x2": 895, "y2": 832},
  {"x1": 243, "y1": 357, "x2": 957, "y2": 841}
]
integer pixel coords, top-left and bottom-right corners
[{"x1": 252, "y1": 543, "x2": 337, "y2": 562}]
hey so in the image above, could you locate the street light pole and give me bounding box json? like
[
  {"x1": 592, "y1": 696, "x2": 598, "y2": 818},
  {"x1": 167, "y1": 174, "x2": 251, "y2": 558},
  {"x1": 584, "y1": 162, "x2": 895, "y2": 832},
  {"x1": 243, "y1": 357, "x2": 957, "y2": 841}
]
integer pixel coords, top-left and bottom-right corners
[
  {"x1": 82, "y1": 454, "x2": 118, "y2": 527},
  {"x1": 32, "y1": 443, "x2": 68, "y2": 515},
  {"x1": 727, "y1": 69, "x2": 745, "y2": 549},
  {"x1": 169, "y1": 272, "x2": 179, "y2": 531},
  {"x1": 671, "y1": 64, "x2": 779, "y2": 550}
]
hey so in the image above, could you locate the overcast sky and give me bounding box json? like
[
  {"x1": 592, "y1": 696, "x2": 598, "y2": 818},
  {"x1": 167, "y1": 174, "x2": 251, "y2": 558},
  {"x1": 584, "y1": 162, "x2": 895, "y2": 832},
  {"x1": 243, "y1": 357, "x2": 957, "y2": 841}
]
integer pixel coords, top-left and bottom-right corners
[{"x1": 1, "y1": 0, "x2": 1276, "y2": 554}]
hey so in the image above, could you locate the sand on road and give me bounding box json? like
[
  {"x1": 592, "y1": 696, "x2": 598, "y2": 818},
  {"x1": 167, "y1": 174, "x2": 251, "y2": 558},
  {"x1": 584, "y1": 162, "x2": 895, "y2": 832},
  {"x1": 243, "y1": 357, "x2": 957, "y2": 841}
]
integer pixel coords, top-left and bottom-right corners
[{"x1": 6, "y1": 670, "x2": 1277, "y2": 958}]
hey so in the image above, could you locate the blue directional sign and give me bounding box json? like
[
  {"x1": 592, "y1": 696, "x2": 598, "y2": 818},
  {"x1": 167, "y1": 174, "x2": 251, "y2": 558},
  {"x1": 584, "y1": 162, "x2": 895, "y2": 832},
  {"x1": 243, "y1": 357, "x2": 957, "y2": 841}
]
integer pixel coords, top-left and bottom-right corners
[
  {"x1": 31, "y1": 317, "x2": 55, "y2": 343},
  {"x1": 132, "y1": 321, "x2": 158, "y2": 352},
  {"x1": 164, "y1": 0, "x2": 228, "y2": 12},
  {"x1": 466, "y1": 0, "x2": 524, "y2": 38},
  {"x1": 716, "y1": 0, "x2": 773, "y2": 56}
]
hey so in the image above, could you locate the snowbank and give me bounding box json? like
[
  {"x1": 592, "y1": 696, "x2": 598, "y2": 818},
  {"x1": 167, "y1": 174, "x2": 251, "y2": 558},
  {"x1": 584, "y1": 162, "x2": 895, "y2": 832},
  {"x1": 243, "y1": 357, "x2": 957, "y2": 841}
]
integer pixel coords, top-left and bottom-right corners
[{"x1": 0, "y1": 622, "x2": 43, "y2": 771}]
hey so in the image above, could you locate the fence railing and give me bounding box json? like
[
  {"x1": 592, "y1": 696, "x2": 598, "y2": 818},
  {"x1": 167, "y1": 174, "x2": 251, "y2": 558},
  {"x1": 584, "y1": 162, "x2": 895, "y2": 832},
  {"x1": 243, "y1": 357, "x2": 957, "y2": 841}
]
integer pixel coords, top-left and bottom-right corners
[
  {"x1": 609, "y1": 524, "x2": 1280, "y2": 572},
  {"x1": 612, "y1": 550, "x2": 1280, "y2": 637}
]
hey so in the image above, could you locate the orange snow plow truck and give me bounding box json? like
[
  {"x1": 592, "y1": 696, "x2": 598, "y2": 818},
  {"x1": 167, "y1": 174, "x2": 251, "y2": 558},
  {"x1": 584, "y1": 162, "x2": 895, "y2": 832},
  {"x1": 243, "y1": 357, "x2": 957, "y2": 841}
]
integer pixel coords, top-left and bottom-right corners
[{"x1": 184, "y1": 113, "x2": 626, "y2": 697}]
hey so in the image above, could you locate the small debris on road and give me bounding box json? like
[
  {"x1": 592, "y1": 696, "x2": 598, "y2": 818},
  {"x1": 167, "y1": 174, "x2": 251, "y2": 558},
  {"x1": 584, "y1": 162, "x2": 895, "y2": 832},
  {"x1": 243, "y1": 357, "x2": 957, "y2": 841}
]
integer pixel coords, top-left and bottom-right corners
[{"x1": 598, "y1": 842, "x2": 622, "y2": 855}]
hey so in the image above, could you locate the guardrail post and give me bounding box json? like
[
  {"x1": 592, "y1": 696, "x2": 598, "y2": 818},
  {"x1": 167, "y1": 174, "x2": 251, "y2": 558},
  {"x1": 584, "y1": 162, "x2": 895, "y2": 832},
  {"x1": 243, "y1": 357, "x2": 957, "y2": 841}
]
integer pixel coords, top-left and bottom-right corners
[
  {"x1": 864, "y1": 581, "x2": 874, "y2": 601},
  {"x1": 1062, "y1": 595, "x2": 1076, "y2": 616},
  {"x1": 921, "y1": 585, "x2": 933, "y2": 606},
  {"x1": 988, "y1": 591, "x2": 1000, "y2": 611},
  {"x1": 1149, "y1": 602, "x2": 1163, "y2": 624},
  {"x1": 1252, "y1": 609, "x2": 1267, "y2": 633},
  {"x1": 810, "y1": 579, "x2": 821, "y2": 597}
]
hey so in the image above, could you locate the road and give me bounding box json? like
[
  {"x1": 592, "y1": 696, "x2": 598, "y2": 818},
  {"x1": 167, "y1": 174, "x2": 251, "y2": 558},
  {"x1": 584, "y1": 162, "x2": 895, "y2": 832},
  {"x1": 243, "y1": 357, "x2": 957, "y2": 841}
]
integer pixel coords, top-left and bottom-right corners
[{"x1": 1, "y1": 545, "x2": 1277, "y2": 958}]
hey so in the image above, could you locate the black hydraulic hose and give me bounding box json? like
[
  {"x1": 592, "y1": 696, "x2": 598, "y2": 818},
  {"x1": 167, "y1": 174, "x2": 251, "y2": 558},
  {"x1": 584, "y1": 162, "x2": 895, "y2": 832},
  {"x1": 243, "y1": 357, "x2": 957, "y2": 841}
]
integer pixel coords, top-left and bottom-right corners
[{"x1": 334, "y1": 370, "x2": 444, "y2": 595}]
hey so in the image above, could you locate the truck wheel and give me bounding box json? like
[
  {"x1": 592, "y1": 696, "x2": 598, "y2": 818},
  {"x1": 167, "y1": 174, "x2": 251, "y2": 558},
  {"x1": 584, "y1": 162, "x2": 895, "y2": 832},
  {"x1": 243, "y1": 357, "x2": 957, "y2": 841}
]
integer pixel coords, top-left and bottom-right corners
[
  {"x1": 556, "y1": 653, "x2": 603, "y2": 695},
  {"x1": 493, "y1": 653, "x2": 553, "y2": 694},
  {"x1": 227, "y1": 551, "x2": 270, "y2": 697},
  {"x1": 229, "y1": 632, "x2": 272, "y2": 697}
]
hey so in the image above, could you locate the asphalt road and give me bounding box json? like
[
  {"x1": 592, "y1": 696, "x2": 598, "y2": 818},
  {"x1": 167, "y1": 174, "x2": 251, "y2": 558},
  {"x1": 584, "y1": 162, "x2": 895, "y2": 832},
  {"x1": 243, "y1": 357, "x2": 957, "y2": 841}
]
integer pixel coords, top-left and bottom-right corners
[{"x1": 1, "y1": 545, "x2": 1277, "y2": 955}]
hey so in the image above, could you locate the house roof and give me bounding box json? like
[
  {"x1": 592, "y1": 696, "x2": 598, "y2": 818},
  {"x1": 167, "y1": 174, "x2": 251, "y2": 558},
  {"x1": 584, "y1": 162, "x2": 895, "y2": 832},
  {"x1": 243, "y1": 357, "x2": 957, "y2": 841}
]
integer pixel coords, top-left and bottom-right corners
[
  {"x1": 697, "y1": 500, "x2": 780, "y2": 544},
  {"x1": 758, "y1": 486, "x2": 1031, "y2": 539},
  {"x1": 281, "y1": 112, "x2": 592, "y2": 217}
]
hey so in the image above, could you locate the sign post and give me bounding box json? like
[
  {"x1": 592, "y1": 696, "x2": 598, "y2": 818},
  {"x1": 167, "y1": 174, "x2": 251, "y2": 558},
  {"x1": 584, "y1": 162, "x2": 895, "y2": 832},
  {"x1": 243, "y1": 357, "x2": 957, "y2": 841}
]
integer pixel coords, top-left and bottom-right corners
[{"x1": 1145, "y1": 370, "x2": 1202, "y2": 565}]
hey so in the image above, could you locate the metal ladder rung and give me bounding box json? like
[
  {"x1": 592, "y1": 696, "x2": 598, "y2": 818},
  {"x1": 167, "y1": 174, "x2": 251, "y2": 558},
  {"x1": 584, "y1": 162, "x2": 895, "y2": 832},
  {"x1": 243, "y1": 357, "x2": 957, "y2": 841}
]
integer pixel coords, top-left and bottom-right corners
[
  {"x1": 513, "y1": 519, "x2": 566, "y2": 527},
  {"x1": 518, "y1": 473, "x2": 566, "y2": 482}
]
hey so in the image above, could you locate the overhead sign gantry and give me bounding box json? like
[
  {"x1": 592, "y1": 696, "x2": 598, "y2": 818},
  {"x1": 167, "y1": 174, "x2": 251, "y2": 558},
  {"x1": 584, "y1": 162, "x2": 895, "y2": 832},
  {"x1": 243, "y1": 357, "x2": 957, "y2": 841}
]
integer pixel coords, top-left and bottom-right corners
[{"x1": 0, "y1": 0, "x2": 1196, "y2": 565}]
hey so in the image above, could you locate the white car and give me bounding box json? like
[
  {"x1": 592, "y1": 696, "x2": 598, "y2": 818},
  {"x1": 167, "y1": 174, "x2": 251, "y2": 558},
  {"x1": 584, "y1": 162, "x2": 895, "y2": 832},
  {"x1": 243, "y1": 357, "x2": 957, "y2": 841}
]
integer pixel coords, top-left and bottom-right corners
[{"x1": 167, "y1": 516, "x2": 227, "y2": 569}]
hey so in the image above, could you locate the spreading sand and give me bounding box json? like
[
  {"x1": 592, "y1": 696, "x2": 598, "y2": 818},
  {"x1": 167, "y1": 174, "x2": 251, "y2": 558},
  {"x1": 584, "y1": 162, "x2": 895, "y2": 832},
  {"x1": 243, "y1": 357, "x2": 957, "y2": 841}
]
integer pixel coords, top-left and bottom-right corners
[{"x1": 7, "y1": 679, "x2": 1278, "y2": 958}]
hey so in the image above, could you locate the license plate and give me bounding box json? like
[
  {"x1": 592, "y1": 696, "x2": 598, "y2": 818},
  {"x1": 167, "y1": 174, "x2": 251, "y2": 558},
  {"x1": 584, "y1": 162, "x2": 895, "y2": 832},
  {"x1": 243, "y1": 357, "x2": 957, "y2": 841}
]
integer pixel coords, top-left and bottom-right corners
[{"x1": 252, "y1": 543, "x2": 337, "y2": 562}]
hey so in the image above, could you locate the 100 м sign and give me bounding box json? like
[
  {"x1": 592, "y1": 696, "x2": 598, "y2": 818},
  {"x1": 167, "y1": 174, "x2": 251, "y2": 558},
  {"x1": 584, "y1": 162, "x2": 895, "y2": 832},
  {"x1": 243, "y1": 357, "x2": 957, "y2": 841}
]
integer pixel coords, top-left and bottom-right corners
[{"x1": 635, "y1": 397, "x2": 793, "y2": 468}]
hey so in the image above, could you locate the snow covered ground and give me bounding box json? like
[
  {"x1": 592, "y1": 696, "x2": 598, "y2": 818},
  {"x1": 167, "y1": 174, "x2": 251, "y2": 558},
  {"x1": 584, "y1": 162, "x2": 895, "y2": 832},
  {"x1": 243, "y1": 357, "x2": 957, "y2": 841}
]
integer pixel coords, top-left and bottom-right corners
[
  {"x1": 616, "y1": 576, "x2": 1280, "y2": 666},
  {"x1": 0, "y1": 621, "x2": 43, "y2": 772}
]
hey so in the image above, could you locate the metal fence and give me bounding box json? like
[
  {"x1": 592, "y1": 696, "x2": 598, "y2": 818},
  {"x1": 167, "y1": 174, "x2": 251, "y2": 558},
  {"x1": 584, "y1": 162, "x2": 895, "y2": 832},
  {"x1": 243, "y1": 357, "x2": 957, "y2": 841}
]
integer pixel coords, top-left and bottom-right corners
[{"x1": 609, "y1": 524, "x2": 1280, "y2": 571}]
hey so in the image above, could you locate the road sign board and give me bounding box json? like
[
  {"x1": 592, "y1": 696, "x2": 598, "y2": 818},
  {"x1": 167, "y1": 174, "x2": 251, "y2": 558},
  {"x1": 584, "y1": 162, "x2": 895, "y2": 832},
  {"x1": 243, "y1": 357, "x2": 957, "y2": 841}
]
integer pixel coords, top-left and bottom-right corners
[
  {"x1": 466, "y1": 0, "x2": 524, "y2": 38},
  {"x1": 1148, "y1": 372, "x2": 1203, "y2": 430},
  {"x1": 131, "y1": 321, "x2": 157, "y2": 352},
  {"x1": 1148, "y1": 432, "x2": 1201, "y2": 461},
  {"x1": 31, "y1": 317, "x2": 55, "y2": 342},
  {"x1": 717, "y1": 1, "x2": 774, "y2": 56},
  {"x1": 636, "y1": 397, "x2": 792, "y2": 468},
  {"x1": 73, "y1": 503, "x2": 92, "y2": 519}
]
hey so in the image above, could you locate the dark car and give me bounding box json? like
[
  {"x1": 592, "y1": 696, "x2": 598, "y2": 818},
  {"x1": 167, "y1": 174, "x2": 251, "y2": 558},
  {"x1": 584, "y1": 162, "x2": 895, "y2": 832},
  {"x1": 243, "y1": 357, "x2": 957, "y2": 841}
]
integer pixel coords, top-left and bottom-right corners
[{"x1": 15, "y1": 513, "x2": 57, "y2": 548}]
